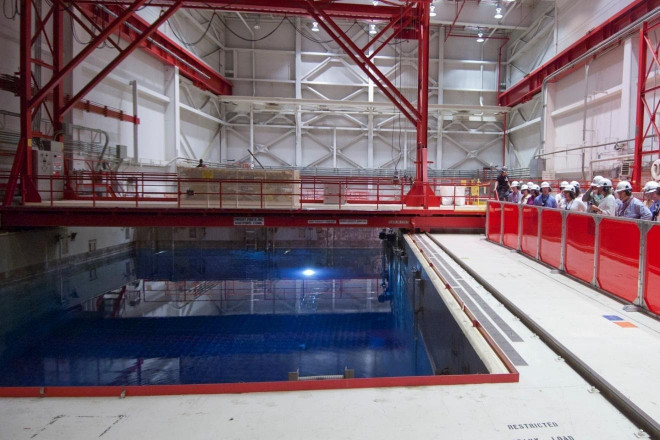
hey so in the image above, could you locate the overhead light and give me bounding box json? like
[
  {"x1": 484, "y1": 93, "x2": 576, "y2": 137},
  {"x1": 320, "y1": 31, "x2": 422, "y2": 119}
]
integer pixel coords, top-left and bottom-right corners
[
  {"x1": 302, "y1": 269, "x2": 316, "y2": 276},
  {"x1": 373, "y1": 0, "x2": 379, "y2": 5},
  {"x1": 494, "y1": 7, "x2": 503, "y2": 19},
  {"x1": 311, "y1": 21, "x2": 319, "y2": 32},
  {"x1": 430, "y1": 4, "x2": 436, "y2": 17},
  {"x1": 369, "y1": 23, "x2": 377, "y2": 35},
  {"x1": 253, "y1": 24, "x2": 260, "y2": 30},
  {"x1": 476, "y1": 32, "x2": 484, "y2": 43}
]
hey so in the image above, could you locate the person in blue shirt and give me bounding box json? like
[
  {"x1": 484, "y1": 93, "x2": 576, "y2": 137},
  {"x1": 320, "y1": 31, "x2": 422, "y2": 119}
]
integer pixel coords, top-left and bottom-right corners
[
  {"x1": 615, "y1": 181, "x2": 652, "y2": 220},
  {"x1": 534, "y1": 181, "x2": 558, "y2": 208},
  {"x1": 645, "y1": 181, "x2": 660, "y2": 221}
]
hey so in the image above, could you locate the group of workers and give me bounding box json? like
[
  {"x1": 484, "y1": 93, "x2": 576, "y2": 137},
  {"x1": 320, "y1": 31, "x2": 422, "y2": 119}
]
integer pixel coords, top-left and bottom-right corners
[{"x1": 495, "y1": 167, "x2": 659, "y2": 221}]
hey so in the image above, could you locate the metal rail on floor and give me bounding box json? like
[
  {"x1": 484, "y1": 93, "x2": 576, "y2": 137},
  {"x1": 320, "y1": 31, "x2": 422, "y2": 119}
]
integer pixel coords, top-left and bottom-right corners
[{"x1": 424, "y1": 232, "x2": 660, "y2": 440}]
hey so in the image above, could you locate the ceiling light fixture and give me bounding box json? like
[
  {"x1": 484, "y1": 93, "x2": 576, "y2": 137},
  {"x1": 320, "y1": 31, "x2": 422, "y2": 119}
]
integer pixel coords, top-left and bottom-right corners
[
  {"x1": 311, "y1": 21, "x2": 319, "y2": 32},
  {"x1": 476, "y1": 32, "x2": 484, "y2": 43},
  {"x1": 369, "y1": 23, "x2": 377, "y2": 35},
  {"x1": 373, "y1": 0, "x2": 379, "y2": 6},
  {"x1": 494, "y1": 6, "x2": 503, "y2": 19},
  {"x1": 430, "y1": 4, "x2": 436, "y2": 17}
]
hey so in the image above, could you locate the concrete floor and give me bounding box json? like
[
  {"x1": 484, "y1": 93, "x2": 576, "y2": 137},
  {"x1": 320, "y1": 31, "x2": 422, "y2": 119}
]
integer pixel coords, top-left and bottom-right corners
[{"x1": 0, "y1": 233, "x2": 655, "y2": 439}]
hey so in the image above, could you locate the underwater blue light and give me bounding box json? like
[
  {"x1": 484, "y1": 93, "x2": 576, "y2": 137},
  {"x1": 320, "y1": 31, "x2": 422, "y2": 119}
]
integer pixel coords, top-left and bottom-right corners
[{"x1": 302, "y1": 269, "x2": 316, "y2": 276}]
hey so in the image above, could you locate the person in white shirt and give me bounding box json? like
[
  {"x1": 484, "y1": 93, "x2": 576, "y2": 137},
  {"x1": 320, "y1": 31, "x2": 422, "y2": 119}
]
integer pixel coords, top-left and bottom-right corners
[
  {"x1": 562, "y1": 185, "x2": 587, "y2": 212},
  {"x1": 556, "y1": 181, "x2": 569, "y2": 208},
  {"x1": 590, "y1": 179, "x2": 617, "y2": 216},
  {"x1": 520, "y1": 184, "x2": 532, "y2": 204}
]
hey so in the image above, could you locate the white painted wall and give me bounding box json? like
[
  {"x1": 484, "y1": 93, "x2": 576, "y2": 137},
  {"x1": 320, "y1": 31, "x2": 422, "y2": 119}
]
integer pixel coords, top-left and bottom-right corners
[{"x1": 504, "y1": 0, "x2": 647, "y2": 178}]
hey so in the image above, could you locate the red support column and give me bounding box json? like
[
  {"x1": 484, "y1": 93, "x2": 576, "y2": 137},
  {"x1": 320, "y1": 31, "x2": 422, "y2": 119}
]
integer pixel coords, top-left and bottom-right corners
[
  {"x1": 633, "y1": 21, "x2": 648, "y2": 192},
  {"x1": 403, "y1": 1, "x2": 440, "y2": 208},
  {"x1": 3, "y1": 0, "x2": 40, "y2": 206}
]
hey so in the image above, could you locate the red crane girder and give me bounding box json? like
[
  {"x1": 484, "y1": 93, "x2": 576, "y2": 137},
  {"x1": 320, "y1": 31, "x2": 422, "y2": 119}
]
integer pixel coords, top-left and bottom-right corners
[{"x1": 498, "y1": 0, "x2": 660, "y2": 108}]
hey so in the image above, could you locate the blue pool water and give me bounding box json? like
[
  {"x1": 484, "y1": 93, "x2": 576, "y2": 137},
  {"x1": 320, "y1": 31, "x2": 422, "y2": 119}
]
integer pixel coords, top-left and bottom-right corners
[{"x1": 0, "y1": 238, "x2": 486, "y2": 387}]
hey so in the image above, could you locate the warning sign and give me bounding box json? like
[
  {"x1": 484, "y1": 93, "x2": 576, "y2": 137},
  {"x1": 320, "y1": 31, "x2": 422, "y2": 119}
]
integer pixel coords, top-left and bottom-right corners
[
  {"x1": 339, "y1": 219, "x2": 368, "y2": 225},
  {"x1": 234, "y1": 217, "x2": 265, "y2": 226}
]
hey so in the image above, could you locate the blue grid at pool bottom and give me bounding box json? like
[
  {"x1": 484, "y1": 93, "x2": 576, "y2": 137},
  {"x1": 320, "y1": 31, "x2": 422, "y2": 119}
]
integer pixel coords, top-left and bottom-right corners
[{"x1": 0, "y1": 313, "x2": 433, "y2": 387}]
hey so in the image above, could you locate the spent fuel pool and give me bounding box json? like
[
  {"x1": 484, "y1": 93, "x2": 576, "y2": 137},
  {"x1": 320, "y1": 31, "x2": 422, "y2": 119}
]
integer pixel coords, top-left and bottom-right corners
[{"x1": 0, "y1": 231, "x2": 487, "y2": 388}]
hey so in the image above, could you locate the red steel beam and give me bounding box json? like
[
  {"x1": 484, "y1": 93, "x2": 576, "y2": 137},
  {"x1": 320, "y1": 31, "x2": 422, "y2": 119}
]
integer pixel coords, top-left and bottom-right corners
[
  {"x1": 28, "y1": 0, "x2": 148, "y2": 113},
  {"x1": 60, "y1": 2, "x2": 183, "y2": 117},
  {"x1": 303, "y1": 0, "x2": 420, "y2": 124},
  {"x1": 78, "y1": 3, "x2": 232, "y2": 96},
  {"x1": 444, "y1": 0, "x2": 466, "y2": 42},
  {"x1": 498, "y1": 0, "x2": 660, "y2": 107},
  {"x1": 0, "y1": 206, "x2": 486, "y2": 230}
]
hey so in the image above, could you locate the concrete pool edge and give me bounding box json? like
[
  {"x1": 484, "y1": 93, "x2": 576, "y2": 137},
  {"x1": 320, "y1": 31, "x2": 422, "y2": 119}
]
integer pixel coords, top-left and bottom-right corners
[{"x1": 406, "y1": 234, "x2": 520, "y2": 380}]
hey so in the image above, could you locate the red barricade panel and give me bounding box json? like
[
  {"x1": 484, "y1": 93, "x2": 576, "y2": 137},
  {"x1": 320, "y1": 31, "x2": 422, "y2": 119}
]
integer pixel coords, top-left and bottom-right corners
[
  {"x1": 521, "y1": 206, "x2": 539, "y2": 258},
  {"x1": 502, "y1": 203, "x2": 520, "y2": 249},
  {"x1": 564, "y1": 213, "x2": 596, "y2": 284},
  {"x1": 644, "y1": 225, "x2": 660, "y2": 314},
  {"x1": 597, "y1": 219, "x2": 640, "y2": 303},
  {"x1": 487, "y1": 202, "x2": 502, "y2": 243},
  {"x1": 539, "y1": 209, "x2": 562, "y2": 269}
]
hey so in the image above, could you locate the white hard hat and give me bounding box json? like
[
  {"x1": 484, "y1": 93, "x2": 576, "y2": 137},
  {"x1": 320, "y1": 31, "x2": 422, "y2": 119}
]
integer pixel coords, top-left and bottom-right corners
[
  {"x1": 526, "y1": 182, "x2": 534, "y2": 187},
  {"x1": 521, "y1": 184, "x2": 529, "y2": 191},
  {"x1": 540, "y1": 181, "x2": 551, "y2": 189},
  {"x1": 563, "y1": 185, "x2": 576, "y2": 193},
  {"x1": 532, "y1": 184, "x2": 540, "y2": 191},
  {"x1": 511, "y1": 180, "x2": 520, "y2": 187},
  {"x1": 643, "y1": 181, "x2": 659, "y2": 193},
  {"x1": 591, "y1": 175, "x2": 604, "y2": 187},
  {"x1": 615, "y1": 181, "x2": 632, "y2": 193},
  {"x1": 560, "y1": 181, "x2": 569, "y2": 189},
  {"x1": 600, "y1": 178, "x2": 612, "y2": 188},
  {"x1": 570, "y1": 180, "x2": 580, "y2": 189}
]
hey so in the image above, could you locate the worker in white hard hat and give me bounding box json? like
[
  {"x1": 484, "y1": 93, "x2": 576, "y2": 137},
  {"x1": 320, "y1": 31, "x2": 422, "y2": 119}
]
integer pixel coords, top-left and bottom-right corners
[
  {"x1": 507, "y1": 181, "x2": 522, "y2": 203},
  {"x1": 615, "y1": 181, "x2": 652, "y2": 219},
  {"x1": 556, "y1": 181, "x2": 569, "y2": 208},
  {"x1": 534, "y1": 181, "x2": 558, "y2": 208},
  {"x1": 528, "y1": 184, "x2": 540, "y2": 205},
  {"x1": 562, "y1": 185, "x2": 587, "y2": 212},
  {"x1": 569, "y1": 180, "x2": 581, "y2": 197},
  {"x1": 520, "y1": 184, "x2": 532, "y2": 205},
  {"x1": 495, "y1": 166, "x2": 510, "y2": 201},
  {"x1": 642, "y1": 181, "x2": 659, "y2": 208},
  {"x1": 590, "y1": 178, "x2": 616, "y2": 216},
  {"x1": 644, "y1": 181, "x2": 660, "y2": 220},
  {"x1": 582, "y1": 175, "x2": 604, "y2": 207}
]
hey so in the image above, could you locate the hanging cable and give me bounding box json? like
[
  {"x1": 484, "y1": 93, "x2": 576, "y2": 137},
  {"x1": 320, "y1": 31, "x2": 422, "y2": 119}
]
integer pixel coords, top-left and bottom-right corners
[
  {"x1": 214, "y1": 13, "x2": 287, "y2": 42},
  {"x1": 3, "y1": 0, "x2": 18, "y2": 20},
  {"x1": 167, "y1": 11, "x2": 218, "y2": 47}
]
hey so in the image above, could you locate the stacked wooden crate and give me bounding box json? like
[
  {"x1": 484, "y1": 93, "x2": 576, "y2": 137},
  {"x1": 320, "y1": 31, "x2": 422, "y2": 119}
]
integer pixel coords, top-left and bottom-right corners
[{"x1": 177, "y1": 167, "x2": 300, "y2": 208}]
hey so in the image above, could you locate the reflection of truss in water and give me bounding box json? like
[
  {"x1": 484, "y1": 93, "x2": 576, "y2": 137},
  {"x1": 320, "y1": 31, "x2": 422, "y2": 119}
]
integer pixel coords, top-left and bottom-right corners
[{"x1": 104, "y1": 278, "x2": 392, "y2": 317}]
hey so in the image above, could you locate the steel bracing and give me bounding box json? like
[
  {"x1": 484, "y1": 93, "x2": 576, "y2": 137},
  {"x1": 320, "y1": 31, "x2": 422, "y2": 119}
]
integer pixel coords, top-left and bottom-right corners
[{"x1": 4, "y1": 0, "x2": 447, "y2": 209}]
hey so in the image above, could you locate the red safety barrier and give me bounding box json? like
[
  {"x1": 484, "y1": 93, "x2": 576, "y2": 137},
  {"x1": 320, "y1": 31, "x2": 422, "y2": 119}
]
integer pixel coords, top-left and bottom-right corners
[
  {"x1": 564, "y1": 213, "x2": 596, "y2": 284},
  {"x1": 597, "y1": 218, "x2": 640, "y2": 303},
  {"x1": 487, "y1": 202, "x2": 502, "y2": 243},
  {"x1": 644, "y1": 225, "x2": 660, "y2": 314},
  {"x1": 539, "y1": 209, "x2": 562, "y2": 269},
  {"x1": 502, "y1": 203, "x2": 520, "y2": 249},
  {"x1": 520, "y1": 205, "x2": 539, "y2": 258}
]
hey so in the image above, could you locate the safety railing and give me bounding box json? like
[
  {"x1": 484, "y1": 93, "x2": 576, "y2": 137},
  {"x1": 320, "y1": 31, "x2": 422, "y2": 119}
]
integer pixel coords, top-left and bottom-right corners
[
  {"x1": 0, "y1": 171, "x2": 493, "y2": 210},
  {"x1": 486, "y1": 200, "x2": 660, "y2": 317}
]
